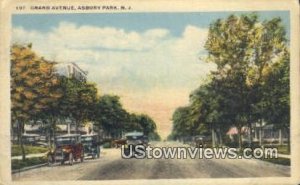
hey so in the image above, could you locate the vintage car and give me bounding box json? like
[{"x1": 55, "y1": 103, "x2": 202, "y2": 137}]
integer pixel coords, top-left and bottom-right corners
[
  {"x1": 192, "y1": 135, "x2": 211, "y2": 148},
  {"x1": 123, "y1": 131, "x2": 148, "y2": 156},
  {"x1": 47, "y1": 134, "x2": 84, "y2": 165},
  {"x1": 112, "y1": 138, "x2": 127, "y2": 148},
  {"x1": 81, "y1": 134, "x2": 100, "y2": 159}
]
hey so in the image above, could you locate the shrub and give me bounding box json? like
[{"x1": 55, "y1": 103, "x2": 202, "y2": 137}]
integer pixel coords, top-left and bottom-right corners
[{"x1": 102, "y1": 142, "x2": 112, "y2": 148}]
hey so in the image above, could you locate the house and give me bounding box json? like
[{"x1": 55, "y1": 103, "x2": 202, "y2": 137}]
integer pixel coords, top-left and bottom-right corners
[
  {"x1": 54, "y1": 62, "x2": 88, "y2": 82},
  {"x1": 226, "y1": 123, "x2": 288, "y2": 145}
]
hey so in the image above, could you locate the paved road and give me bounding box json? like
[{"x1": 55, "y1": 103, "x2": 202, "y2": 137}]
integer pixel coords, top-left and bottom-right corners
[{"x1": 12, "y1": 141, "x2": 290, "y2": 181}]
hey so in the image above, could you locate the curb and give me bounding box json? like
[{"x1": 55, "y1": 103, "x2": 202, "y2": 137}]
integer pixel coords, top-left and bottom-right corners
[{"x1": 12, "y1": 163, "x2": 48, "y2": 174}]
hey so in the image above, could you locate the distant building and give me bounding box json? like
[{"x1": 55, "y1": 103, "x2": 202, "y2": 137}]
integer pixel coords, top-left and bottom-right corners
[
  {"x1": 54, "y1": 62, "x2": 87, "y2": 82},
  {"x1": 226, "y1": 123, "x2": 288, "y2": 145}
]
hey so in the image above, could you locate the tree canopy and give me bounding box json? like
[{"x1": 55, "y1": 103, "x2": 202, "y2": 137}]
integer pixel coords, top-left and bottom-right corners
[{"x1": 169, "y1": 13, "x2": 289, "y2": 149}]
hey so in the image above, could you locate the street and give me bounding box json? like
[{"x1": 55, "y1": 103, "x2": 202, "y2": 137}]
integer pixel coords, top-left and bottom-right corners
[{"x1": 12, "y1": 141, "x2": 290, "y2": 181}]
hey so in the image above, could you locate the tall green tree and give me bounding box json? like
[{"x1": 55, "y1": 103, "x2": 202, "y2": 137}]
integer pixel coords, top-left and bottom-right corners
[
  {"x1": 189, "y1": 79, "x2": 233, "y2": 146},
  {"x1": 94, "y1": 95, "x2": 127, "y2": 138},
  {"x1": 59, "y1": 77, "x2": 98, "y2": 133},
  {"x1": 204, "y1": 14, "x2": 289, "y2": 148},
  {"x1": 262, "y1": 48, "x2": 290, "y2": 151},
  {"x1": 171, "y1": 106, "x2": 195, "y2": 140}
]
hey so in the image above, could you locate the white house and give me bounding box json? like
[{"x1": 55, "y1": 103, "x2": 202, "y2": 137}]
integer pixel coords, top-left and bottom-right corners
[{"x1": 54, "y1": 62, "x2": 88, "y2": 82}]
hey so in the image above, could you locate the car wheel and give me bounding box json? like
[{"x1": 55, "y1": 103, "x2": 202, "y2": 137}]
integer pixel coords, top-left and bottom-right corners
[{"x1": 69, "y1": 153, "x2": 73, "y2": 165}]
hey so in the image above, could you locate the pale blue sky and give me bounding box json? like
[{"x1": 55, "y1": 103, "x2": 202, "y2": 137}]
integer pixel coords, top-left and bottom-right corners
[
  {"x1": 12, "y1": 11, "x2": 290, "y2": 138},
  {"x1": 12, "y1": 11, "x2": 290, "y2": 38}
]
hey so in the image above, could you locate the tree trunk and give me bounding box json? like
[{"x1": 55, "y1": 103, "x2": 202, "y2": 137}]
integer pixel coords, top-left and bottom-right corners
[
  {"x1": 237, "y1": 126, "x2": 242, "y2": 150},
  {"x1": 20, "y1": 137, "x2": 26, "y2": 161},
  {"x1": 211, "y1": 127, "x2": 215, "y2": 147},
  {"x1": 285, "y1": 127, "x2": 290, "y2": 154},
  {"x1": 259, "y1": 119, "x2": 263, "y2": 146},
  {"x1": 18, "y1": 121, "x2": 26, "y2": 161},
  {"x1": 75, "y1": 120, "x2": 79, "y2": 134},
  {"x1": 52, "y1": 118, "x2": 57, "y2": 142},
  {"x1": 279, "y1": 128, "x2": 283, "y2": 145},
  {"x1": 248, "y1": 122, "x2": 253, "y2": 147},
  {"x1": 218, "y1": 128, "x2": 223, "y2": 146},
  {"x1": 16, "y1": 120, "x2": 20, "y2": 144}
]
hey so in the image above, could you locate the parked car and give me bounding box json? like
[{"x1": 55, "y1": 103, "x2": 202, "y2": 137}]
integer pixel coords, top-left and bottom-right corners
[
  {"x1": 81, "y1": 134, "x2": 100, "y2": 159},
  {"x1": 47, "y1": 134, "x2": 84, "y2": 165}
]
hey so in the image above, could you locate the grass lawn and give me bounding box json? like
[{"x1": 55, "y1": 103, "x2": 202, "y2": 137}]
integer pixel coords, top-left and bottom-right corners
[
  {"x1": 261, "y1": 157, "x2": 290, "y2": 166},
  {"x1": 264, "y1": 145, "x2": 290, "y2": 155},
  {"x1": 276, "y1": 145, "x2": 290, "y2": 155},
  {"x1": 11, "y1": 157, "x2": 48, "y2": 170},
  {"x1": 11, "y1": 145, "x2": 49, "y2": 156}
]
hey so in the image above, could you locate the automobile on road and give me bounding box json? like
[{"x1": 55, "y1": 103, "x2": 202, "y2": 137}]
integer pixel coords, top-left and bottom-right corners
[
  {"x1": 192, "y1": 135, "x2": 212, "y2": 148},
  {"x1": 47, "y1": 134, "x2": 84, "y2": 165},
  {"x1": 123, "y1": 131, "x2": 148, "y2": 157},
  {"x1": 81, "y1": 134, "x2": 100, "y2": 159}
]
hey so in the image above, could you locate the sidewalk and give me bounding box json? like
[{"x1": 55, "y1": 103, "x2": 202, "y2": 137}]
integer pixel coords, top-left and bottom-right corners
[{"x1": 11, "y1": 152, "x2": 47, "y2": 160}]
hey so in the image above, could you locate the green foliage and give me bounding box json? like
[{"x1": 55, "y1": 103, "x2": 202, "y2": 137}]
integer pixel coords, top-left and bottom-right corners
[
  {"x1": 169, "y1": 13, "x2": 289, "y2": 149},
  {"x1": 94, "y1": 95, "x2": 160, "y2": 139},
  {"x1": 11, "y1": 44, "x2": 63, "y2": 160},
  {"x1": 94, "y1": 95, "x2": 128, "y2": 136},
  {"x1": 11, "y1": 157, "x2": 47, "y2": 170},
  {"x1": 148, "y1": 131, "x2": 161, "y2": 141},
  {"x1": 11, "y1": 44, "x2": 63, "y2": 122},
  {"x1": 59, "y1": 77, "x2": 98, "y2": 127},
  {"x1": 11, "y1": 44, "x2": 161, "y2": 159},
  {"x1": 102, "y1": 142, "x2": 112, "y2": 148},
  {"x1": 261, "y1": 51, "x2": 290, "y2": 127},
  {"x1": 11, "y1": 145, "x2": 48, "y2": 156}
]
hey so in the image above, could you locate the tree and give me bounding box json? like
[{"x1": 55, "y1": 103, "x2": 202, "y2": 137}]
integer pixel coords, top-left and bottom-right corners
[
  {"x1": 171, "y1": 106, "x2": 195, "y2": 140},
  {"x1": 94, "y1": 95, "x2": 127, "y2": 138},
  {"x1": 148, "y1": 131, "x2": 161, "y2": 141},
  {"x1": 262, "y1": 48, "x2": 290, "y2": 151},
  {"x1": 204, "y1": 14, "x2": 289, "y2": 148},
  {"x1": 11, "y1": 44, "x2": 62, "y2": 160},
  {"x1": 59, "y1": 77, "x2": 98, "y2": 134},
  {"x1": 189, "y1": 79, "x2": 233, "y2": 146},
  {"x1": 134, "y1": 114, "x2": 156, "y2": 136}
]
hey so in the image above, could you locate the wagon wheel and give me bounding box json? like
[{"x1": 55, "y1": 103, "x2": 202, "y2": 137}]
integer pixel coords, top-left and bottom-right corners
[{"x1": 69, "y1": 153, "x2": 74, "y2": 165}]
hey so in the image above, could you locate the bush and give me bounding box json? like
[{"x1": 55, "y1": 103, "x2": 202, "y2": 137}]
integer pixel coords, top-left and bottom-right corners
[
  {"x1": 11, "y1": 157, "x2": 48, "y2": 170},
  {"x1": 11, "y1": 145, "x2": 48, "y2": 156},
  {"x1": 102, "y1": 142, "x2": 112, "y2": 148}
]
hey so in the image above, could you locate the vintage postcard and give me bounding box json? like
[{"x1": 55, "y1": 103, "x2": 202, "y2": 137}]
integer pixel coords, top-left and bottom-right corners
[{"x1": 0, "y1": 0, "x2": 299, "y2": 185}]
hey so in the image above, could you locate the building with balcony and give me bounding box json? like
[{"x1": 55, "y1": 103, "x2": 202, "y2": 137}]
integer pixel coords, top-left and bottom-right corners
[{"x1": 54, "y1": 62, "x2": 88, "y2": 82}]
